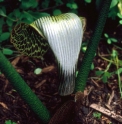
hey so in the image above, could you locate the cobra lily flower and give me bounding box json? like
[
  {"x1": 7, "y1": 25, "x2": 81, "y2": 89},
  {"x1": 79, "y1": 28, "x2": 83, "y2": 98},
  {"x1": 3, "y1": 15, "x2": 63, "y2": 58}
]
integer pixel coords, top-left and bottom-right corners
[{"x1": 11, "y1": 13, "x2": 86, "y2": 96}]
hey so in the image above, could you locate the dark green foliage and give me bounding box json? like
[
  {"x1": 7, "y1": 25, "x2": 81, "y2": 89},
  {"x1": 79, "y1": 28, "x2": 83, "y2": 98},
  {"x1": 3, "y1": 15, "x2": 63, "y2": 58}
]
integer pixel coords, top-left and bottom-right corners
[
  {"x1": 0, "y1": 1, "x2": 50, "y2": 56},
  {"x1": 20, "y1": 0, "x2": 38, "y2": 9}
]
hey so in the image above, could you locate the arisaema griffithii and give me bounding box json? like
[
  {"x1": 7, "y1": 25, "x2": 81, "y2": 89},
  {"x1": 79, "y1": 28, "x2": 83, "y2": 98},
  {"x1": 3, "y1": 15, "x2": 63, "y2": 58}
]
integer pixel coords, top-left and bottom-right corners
[{"x1": 10, "y1": 13, "x2": 86, "y2": 96}]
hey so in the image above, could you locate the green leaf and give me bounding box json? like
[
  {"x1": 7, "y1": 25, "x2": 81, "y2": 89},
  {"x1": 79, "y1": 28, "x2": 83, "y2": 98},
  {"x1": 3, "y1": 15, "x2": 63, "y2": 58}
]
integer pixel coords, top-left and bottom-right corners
[
  {"x1": 93, "y1": 112, "x2": 101, "y2": 119},
  {"x1": 0, "y1": 17, "x2": 4, "y2": 26},
  {"x1": 5, "y1": 120, "x2": 16, "y2": 124},
  {"x1": 102, "y1": 72, "x2": 111, "y2": 83},
  {"x1": 0, "y1": 6, "x2": 6, "y2": 17},
  {"x1": 20, "y1": 11, "x2": 34, "y2": 23},
  {"x1": 41, "y1": 1, "x2": 50, "y2": 9},
  {"x1": 108, "y1": 6, "x2": 118, "y2": 19},
  {"x1": 111, "y1": 49, "x2": 118, "y2": 57},
  {"x1": 20, "y1": 0, "x2": 38, "y2": 9},
  {"x1": 91, "y1": 63, "x2": 94, "y2": 70},
  {"x1": 2, "y1": 48, "x2": 13, "y2": 55},
  {"x1": 104, "y1": 33, "x2": 109, "y2": 38},
  {"x1": 95, "y1": 70, "x2": 104, "y2": 76},
  {"x1": 0, "y1": 32, "x2": 10, "y2": 41},
  {"x1": 84, "y1": 0, "x2": 92, "y2": 3},
  {"x1": 0, "y1": 17, "x2": 4, "y2": 33},
  {"x1": 119, "y1": 20, "x2": 122, "y2": 24},
  {"x1": 13, "y1": 9, "x2": 21, "y2": 17},
  {"x1": 34, "y1": 68, "x2": 42, "y2": 75},
  {"x1": 27, "y1": 11, "x2": 50, "y2": 19},
  {"x1": 81, "y1": 46, "x2": 87, "y2": 53},
  {"x1": 66, "y1": 3, "x2": 78, "y2": 9},
  {"x1": 107, "y1": 39, "x2": 111, "y2": 44},
  {"x1": 75, "y1": 71, "x2": 78, "y2": 77},
  {"x1": 21, "y1": 18, "x2": 34, "y2": 24},
  {"x1": 72, "y1": 3, "x2": 78, "y2": 9},
  {"x1": 117, "y1": 13, "x2": 122, "y2": 19},
  {"x1": 54, "y1": 0, "x2": 63, "y2": 5},
  {"x1": 110, "y1": 0, "x2": 119, "y2": 9},
  {"x1": 8, "y1": 27, "x2": 12, "y2": 32},
  {"x1": 6, "y1": 19, "x2": 13, "y2": 27},
  {"x1": 105, "y1": 71, "x2": 111, "y2": 77},
  {"x1": 0, "y1": 29, "x2": 2, "y2": 34},
  {"x1": 66, "y1": 3, "x2": 72, "y2": 9},
  {"x1": 119, "y1": 60, "x2": 122, "y2": 66},
  {"x1": 0, "y1": 17, "x2": 5, "y2": 34},
  {"x1": 102, "y1": 74, "x2": 108, "y2": 83},
  {"x1": 53, "y1": 9, "x2": 62, "y2": 16},
  {"x1": 7, "y1": 12, "x2": 17, "y2": 21},
  {"x1": 115, "y1": 68, "x2": 122, "y2": 74},
  {"x1": 110, "y1": 38, "x2": 117, "y2": 42}
]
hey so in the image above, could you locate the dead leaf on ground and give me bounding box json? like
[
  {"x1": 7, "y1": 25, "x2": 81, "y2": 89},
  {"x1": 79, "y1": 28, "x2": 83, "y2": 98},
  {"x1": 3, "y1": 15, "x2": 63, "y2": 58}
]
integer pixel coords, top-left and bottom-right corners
[
  {"x1": 42, "y1": 65, "x2": 56, "y2": 73},
  {"x1": 0, "y1": 102, "x2": 9, "y2": 110},
  {"x1": 11, "y1": 56, "x2": 21, "y2": 66}
]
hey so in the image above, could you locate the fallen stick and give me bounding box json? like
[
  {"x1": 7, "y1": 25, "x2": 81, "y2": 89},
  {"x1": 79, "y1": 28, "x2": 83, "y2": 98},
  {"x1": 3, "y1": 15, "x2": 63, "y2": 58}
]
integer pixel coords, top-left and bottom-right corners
[{"x1": 90, "y1": 103, "x2": 122, "y2": 123}]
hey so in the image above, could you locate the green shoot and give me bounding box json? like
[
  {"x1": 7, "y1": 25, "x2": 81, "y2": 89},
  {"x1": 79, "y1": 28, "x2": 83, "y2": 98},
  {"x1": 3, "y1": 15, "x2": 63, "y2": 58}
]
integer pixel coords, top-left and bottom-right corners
[
  {"x1": 96, "y1": 49, "x2": 122, "y2": 97},
  {"x1": 5, "y1": 120, "x2": 16, "y2": 124},
  {"x1": 104, "y1": 33, "x2": 117, "y2": 44},
  {"x1": 93, "y1": 112, "x2": 101, "y2": 119}
]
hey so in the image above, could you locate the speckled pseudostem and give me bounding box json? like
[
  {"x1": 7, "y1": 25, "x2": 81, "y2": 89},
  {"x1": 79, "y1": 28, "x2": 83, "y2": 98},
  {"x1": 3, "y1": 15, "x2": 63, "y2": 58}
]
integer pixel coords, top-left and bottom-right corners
[
  {"x1": 75, "y1": 0, "x2": 112, "y2": 92},
  {"x1": 0, "y1": 51, "x2": 50, "y2": 123}
]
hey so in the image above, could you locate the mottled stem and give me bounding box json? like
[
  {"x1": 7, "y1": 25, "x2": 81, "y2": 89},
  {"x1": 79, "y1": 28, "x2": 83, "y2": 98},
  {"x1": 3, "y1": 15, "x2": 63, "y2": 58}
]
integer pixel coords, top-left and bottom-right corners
[
  {"x1": 0, "y1": 51, "x2": 50, "y2": 123},
  {"x1": 75, "y1": 0, "x2": 112, "y2": 92}
]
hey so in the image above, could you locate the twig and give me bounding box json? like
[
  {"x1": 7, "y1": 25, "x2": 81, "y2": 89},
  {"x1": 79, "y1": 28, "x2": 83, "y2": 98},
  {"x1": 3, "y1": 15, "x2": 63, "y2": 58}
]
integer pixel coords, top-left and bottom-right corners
[
  {"x1": 105, "y1": 90, "x2": 114, "y2": 110},
  {"x1": 107, "y1": 90, "x2": 114, "y2": 105},
  {"x1": 90, "y1": 103, "x2": 122, "y2": 123},
  {"x1": 91, "y1": 78, "x2": 100, "y2": 87}
]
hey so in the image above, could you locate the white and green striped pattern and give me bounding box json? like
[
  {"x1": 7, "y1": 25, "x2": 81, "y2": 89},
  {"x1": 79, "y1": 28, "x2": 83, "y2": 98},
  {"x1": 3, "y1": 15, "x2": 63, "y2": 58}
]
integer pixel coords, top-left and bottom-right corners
[
  {"x1": 11, "y1": 13, "x2": 84, "y2": 96},
  {"x1": 32, "y1": 13, "x2": 83, "y2": 95}
]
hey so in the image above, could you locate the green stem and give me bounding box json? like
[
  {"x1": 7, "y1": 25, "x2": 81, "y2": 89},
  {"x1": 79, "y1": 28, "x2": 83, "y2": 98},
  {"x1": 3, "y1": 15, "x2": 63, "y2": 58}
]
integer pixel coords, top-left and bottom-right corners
[
  {"x1": 0, "y1": 51, "x2": 50, "y2": 123},
  {"x1": 115, "y1": 56, "x2": 122, "y2": 98},
  {"x1": 117, "y1": 69, "x2": 122, "y2": 98},
  {"x1": 105, "y1": 61, "x2": 112, "y2": 72},
  {"x1": 75, "y1": 0, "x2": 112, "y2": 92}
]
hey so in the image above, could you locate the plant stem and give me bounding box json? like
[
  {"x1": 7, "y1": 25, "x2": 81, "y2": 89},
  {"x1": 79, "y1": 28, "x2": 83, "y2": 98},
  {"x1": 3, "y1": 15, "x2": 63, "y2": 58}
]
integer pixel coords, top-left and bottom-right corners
[
  {"x1": 105, "y1": 61, "x2": 112, "y2": 72},
  {"x1": 115, "y1": 55, "x2": 122, "y2": 97},
  {"x1": 0, "y1": 51, "x2": 50, "y2": 123},
  {"x1": 75, "y1": 0, "x2": 112, "y2": 92},
  {"x1": 117, "y1": 69, "x2": 122, "y2": 98}
]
